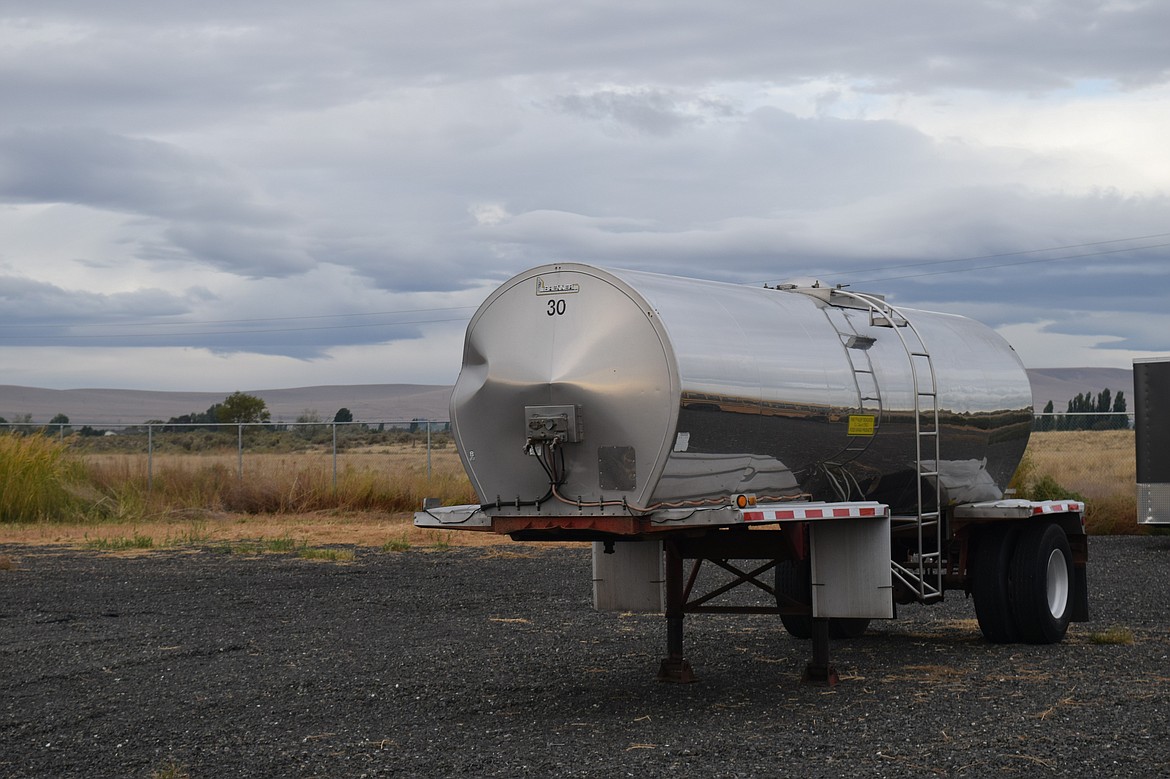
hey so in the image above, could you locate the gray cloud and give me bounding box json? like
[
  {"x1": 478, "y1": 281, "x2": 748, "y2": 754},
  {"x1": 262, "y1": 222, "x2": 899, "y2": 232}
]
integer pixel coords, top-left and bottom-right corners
[
  {"x1": 551, "y1": 89, "x2": 737, "y2": 136},
  {"x1": 0, "y1": 129, "x2": 272, "y2": 222},
  {"x1": 0, "y1": 128, "x2": 314, "y2": 278},
  {"x1": 4, "y1": 3, "x2": 1168, "y2": 93},
  {"x1": 1, "y1": 1, "x2": 1167, "y2": 386},
  {"x1": 0, "y1": 276, "x2": 189, "y2": 324},
  {"x1": 163, "y1": 224, "x2": 314, "y2": 278}
]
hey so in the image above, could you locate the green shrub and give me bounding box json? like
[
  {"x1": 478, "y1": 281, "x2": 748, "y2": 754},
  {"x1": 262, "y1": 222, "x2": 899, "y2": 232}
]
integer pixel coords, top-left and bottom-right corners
[
  {"x1": 84, "y1": 534, "x2": 155, "y2": 551},
  {"x1": 298, "y1": 547, "x2": 355, "y2": 562},
  {"x1": 1088, "y1": 626, "x2": 1134, "y2": 645},
  {"x1": 1027, "y1": 474, "x2": 1086, "y2": 503},
  {"x1": 383, "y1": 535, "x2": 411, "y2": 552},
  {"x1": 0, "y1": 433, "x2": 86, "y2": 521}
]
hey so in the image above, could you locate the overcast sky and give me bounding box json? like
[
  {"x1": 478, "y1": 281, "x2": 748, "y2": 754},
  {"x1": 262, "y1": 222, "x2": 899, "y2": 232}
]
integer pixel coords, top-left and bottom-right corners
[{"x1": 2, "y1": 1, "x2": 1168, "y2": 392}]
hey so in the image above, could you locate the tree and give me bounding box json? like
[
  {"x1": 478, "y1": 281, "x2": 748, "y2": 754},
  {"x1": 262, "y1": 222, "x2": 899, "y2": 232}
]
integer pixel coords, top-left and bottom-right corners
[
  {"x1": 1094, "y1": 389, "x2": 1111, "y2": 428},
  {"x1": 293, "y1": 409, "x2": 322, "y2": 440},
  {"x1": 334, "y1": 408, "x2": 353, "y2": 424},
  {"x1": 1057, "y1": 388, "x2": 1128, "y2": 431},
  {"x1": 216, "y1": 391, "x2": 270, "y2": 424},
  {"x1": 164, "y1": 404, "x2": 221, "y2": 431},
  {"x1": 1037, "y1": 400, "x2": 1054, "y2": 432},
  {"x1": 1111, "y1": 390, "x2": 1129, "y2": 429}
]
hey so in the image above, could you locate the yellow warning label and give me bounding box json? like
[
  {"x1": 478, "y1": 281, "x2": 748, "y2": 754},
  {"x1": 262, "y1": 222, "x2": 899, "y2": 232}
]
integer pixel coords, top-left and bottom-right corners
[{"x1": 848, "y1": 415, "x2": 876, "y2": 436}]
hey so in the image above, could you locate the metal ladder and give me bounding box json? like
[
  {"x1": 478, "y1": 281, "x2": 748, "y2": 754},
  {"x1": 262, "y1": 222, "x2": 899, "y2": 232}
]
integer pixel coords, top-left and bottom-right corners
[
  {"x1": 824, "y1": 306, "x2": 882, "y2": 465},
  {"x1": 807, "y1": 304, "x2": 884, "y2": 502},
  {"x1": 827, "y1": 290, "x2": 944, "y2": 604}
]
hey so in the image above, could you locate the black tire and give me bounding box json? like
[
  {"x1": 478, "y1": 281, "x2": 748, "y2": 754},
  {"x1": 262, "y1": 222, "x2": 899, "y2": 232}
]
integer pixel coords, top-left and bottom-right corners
[
  {"x1": 1008, "y1": 522, "x2": 1074, "y2": 644},
  {"x1": 776, "y1": 559, "x2": 813, "y2": 639},
  {"x1": 971, "y1": 523, "x2": 1021, "y2": 644},
  {"x1": 774, "y1": 559, "x2": 870, "y2": 640}
]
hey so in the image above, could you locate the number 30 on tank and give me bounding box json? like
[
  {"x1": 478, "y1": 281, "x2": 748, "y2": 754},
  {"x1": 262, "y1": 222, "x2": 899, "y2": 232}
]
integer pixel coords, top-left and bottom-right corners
[{"x1": 546, "y1": 299, "x2": 567, "y2": 316}]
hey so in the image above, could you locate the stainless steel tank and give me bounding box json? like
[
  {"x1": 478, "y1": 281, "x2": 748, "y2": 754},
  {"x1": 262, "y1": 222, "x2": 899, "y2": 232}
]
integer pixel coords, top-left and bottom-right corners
[{"x1": 451, "y1": 263, "x2": 1032, "y2": 515}]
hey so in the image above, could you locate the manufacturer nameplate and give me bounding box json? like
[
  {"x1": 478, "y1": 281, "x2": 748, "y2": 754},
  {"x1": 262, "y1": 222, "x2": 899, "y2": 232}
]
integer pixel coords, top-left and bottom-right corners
[{"x1": 536, "y1": 277, "x2": 580, "y2": 296}]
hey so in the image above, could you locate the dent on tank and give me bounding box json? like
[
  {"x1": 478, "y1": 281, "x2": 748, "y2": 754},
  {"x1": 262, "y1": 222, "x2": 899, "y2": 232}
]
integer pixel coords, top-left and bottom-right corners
[{"x1": 451, "y1": 263, "x2": 1032, "y2": 516}]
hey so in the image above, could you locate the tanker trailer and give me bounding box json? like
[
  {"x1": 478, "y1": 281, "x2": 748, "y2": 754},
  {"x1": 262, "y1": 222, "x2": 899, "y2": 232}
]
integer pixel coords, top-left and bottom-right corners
[{"x1": 418, "y1": 263, "x2": 1089, "y2": 683}]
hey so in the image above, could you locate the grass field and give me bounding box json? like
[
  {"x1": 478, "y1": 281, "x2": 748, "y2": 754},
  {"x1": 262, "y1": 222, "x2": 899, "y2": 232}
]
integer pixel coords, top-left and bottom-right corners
[
  {"x1": 0, "y1": 429, "x2": 1145, "y2": 547},
  {"x1": 1020, "y1": 430, "x2": 1134, "y2": 500},
  {"x1": 0, "y1": 441, "x2": 490, "y2": 550},
  {"x1": 1016, "y1": 430, "x2": 1138, "y2": 534}
]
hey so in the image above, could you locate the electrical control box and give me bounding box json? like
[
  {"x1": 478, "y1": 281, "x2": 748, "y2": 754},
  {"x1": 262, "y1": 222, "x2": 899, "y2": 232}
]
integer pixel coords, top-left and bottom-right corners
[{"x1": 524, "y1": 404, "x2": 582, "y2": 444}]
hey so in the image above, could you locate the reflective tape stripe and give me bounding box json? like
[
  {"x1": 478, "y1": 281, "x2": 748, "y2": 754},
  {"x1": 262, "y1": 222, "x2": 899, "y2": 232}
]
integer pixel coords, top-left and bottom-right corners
[
  {"x1": 1031, "y1": 501, "x2": 1085, "y2": 515},
  {"x1": 739, "y1": 502, "x2": 888, "y2": 522}
]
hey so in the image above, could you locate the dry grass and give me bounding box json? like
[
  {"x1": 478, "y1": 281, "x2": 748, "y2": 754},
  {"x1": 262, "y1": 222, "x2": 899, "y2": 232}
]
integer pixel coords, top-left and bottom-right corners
[
  {"x1": 1018, "y1": 430, "x2": 1139, "y2": 534},
  {"x1": 1021, "y1": 430, "x2": 1134, "y2": 500},
  {"x1": 0, "y1": 510, "x2": 512, "y2": 550},
  {"x1": 0, "y1": 434, "x2": 88, "y2": 521},
  {"x1": 0, "y1": 430, "x2": 1144, "y2": 545},
  {"x1": 81, "y1": 446, "x2": 477, "y2": 516},
  {"x1": 1087, "y1": 626, "x2": 1136, "y2": 645},
  {"x1": 0, "y1": 440, "x2": 501, "y2": 548}
]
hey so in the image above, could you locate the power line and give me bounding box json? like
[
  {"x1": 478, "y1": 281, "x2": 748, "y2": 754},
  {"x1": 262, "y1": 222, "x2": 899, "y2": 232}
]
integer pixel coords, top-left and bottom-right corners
[
  {"x1": 751, "y1": 231, "x2": 1170, "y2": 286},
  {"x1": 4, "y1": 305, "x2": 479, "y2": 330},
  {"x1": 861, "y1": 240, "x2": 1170, "y2": 284},
  {"x1": 0, "y1": 315, "x2": 472, "y2": 341}
]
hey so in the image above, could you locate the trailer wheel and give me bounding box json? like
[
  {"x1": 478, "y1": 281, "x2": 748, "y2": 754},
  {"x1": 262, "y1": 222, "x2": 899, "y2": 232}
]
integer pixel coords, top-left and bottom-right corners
[
  {"x1": 774, "y1": 559, "x2": 869, "y2": 640},
  {"x1": 971, "y1": 524, "x2": 1021, "y2": 644},
  {"x1": 1008, "y1": 521, "x2": 1073, "y2": 644}
]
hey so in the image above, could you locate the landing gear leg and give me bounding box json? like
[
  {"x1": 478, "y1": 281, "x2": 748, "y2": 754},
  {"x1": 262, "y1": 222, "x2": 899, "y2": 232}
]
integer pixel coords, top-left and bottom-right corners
[
  {"x1": 657, "y1": 539, "x2": 697, "y2": 683},
  {"x1": 802, "y1": 618, "x2": 839, "y2": 686}
]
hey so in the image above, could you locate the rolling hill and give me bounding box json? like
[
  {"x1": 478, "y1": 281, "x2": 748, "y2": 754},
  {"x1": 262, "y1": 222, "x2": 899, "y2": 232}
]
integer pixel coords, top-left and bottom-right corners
[
  {"x1": 0, "y1": 367, "x2": 1136, "y2": 427},
  {"x1": 0, "y1": 384, "x2": 453, "y2": 426}
]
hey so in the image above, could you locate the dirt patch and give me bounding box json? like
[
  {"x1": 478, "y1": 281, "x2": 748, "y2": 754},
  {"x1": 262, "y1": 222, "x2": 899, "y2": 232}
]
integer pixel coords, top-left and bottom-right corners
[{"x1": 0, "y1": 510, "x2": 512, "y2": 550}]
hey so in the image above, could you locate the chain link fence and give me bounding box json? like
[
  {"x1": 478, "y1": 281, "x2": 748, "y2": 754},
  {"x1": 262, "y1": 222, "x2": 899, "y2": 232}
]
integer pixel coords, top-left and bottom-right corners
[
  {"x1": 5, "y1": 419, "x2": 452, "y2": 491},
  {"x1": 6, "y1": 414, "x2": 1136, "y2": 492}
]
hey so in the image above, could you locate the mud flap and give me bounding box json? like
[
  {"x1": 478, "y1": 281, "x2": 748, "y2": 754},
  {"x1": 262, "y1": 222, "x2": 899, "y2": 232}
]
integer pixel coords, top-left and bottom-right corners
[
  {"x1": 810, "y1": 516, "x2": 894, "y2": 620},
  {"x1": 1071, "y1": 561, "x2": 1090, "y2": 622}
]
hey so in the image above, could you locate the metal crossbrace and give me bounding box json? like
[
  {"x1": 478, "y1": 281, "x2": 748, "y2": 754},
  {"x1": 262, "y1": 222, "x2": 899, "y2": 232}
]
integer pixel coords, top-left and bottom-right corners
[
  {"x1": 680, "y1": 558, "x2": 785, "y2": 615},
  {"x1": 830, "y1": 290, "x2": 944, "y2": 604}
]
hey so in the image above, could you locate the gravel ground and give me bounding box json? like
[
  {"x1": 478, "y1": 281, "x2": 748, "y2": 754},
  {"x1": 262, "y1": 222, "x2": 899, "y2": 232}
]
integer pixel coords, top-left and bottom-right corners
[{"x1": 1, "y1": 535, "x2": 1168, "y2": 778}]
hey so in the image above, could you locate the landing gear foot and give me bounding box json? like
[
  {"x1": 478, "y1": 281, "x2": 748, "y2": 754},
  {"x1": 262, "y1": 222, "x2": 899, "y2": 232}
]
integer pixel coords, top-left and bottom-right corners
[
  {"x1": 801, "y1": 662, "x2": 839, "y2": 686},
  {"x1": 657, "y1": 657, "x2": 697, "y2": 684}
]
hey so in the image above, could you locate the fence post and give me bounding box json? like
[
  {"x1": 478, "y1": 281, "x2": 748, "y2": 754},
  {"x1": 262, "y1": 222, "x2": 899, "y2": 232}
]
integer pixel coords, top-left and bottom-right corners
[
  {"x1": 237, "y1": 423, "x2": 243, "y2": 482},
  {"x1": 426, "y1": 420, "x2": 432, "y2": 480},
  {"x1": 147, "y1": 423, "x2": 154, "y2": 492},
  {"x1": 332, "y1": 422, "x2": 338, "y2": 493}
]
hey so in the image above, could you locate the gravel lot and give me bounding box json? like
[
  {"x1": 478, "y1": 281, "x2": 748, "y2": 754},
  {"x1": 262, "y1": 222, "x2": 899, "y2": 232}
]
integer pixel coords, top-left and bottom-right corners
[{"x1": 1, "y1": 535, "x2": 1168, "y2": 778}]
